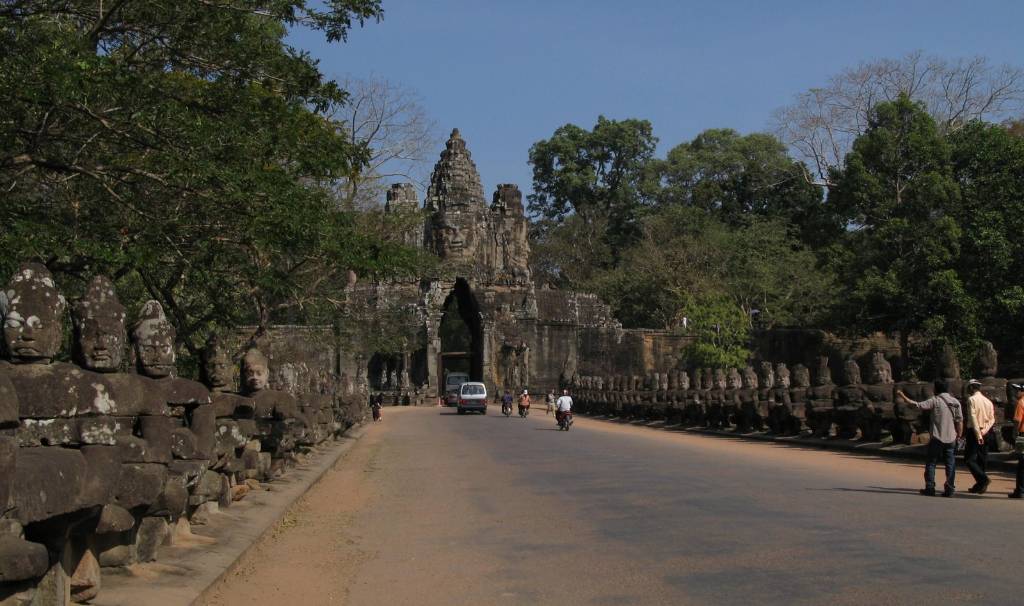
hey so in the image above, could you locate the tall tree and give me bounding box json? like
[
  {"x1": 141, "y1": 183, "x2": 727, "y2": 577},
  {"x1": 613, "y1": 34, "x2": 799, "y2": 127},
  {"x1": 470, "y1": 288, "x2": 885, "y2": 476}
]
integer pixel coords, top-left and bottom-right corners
[
  {"x1": 654, "y1": 128, "x2": 831, "y2": 245},
  {"x1": 0, "y1": 0, "x2": 428, "y2": 357},
  {"x1": 829, "y1": 94, "x2": 973, "y2": 367},
  {"x1": 949, "y1": 121, "x2": 1024, "y2": 354},
  {"x1": 528, "y1": 116, "x2": 658, "y2": 259}
]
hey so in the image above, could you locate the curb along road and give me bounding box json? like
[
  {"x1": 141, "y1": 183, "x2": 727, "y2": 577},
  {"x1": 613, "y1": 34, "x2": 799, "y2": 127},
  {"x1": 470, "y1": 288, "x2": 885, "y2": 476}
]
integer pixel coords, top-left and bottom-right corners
[{"x1": 93, "y1": 423, "x2": 369, "y2": 606}]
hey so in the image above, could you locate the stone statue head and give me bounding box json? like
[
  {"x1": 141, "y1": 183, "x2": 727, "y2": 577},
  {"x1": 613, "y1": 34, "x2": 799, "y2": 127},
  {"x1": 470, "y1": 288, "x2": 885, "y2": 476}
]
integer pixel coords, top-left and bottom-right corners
[
  {"x1": 1, "y1": 263, "x2": 66, "y2": 363},
  {"x1": 678, "y1": 370, "x2": 690, "y2": 391},
  {"x1": 202, "y1": 335, "x2": 234, "y2": 392},
  {"x1": 697, "y1": 369, "x2": 708, "y2": 390},
  {"x1": 844, "y1": 358, "x2": 861, "y2": 386},
  {"x1": 242, "y1": 346, "x2": 270, "y2": 394},
  {"x1": 792, "y1": 364, "x2": 810, "y2": 388},
  {"x1": 758, "y1": 361, "x2": 774, "y2": 389},
  {"x1": 814, "y1": 356, "x2": 833, "y2": 386},
  {"x1": 868, "y1": 352, "x2": 893, "y2": 385},
  {"x1": 131, "y1": 300, "x2": 175, "y2": 377},
  {"x1": 977, "y1": 341, "x2": 997, "y2": 378},
  {"x1": 742, "y1": 366, "x2": 759, "y2": 389},
  {"x1": 714, "y1": 368, "x2": 728, "y2": 390},
  {"x1": 72, "y1": 276, "x2": 126, "y2": 372},
  {"x1": 726, "y1": 368, "x2": 741, "y2": 390},
  {"x1": 775, "y1": 363, "x2": 791, "y2": 388}
]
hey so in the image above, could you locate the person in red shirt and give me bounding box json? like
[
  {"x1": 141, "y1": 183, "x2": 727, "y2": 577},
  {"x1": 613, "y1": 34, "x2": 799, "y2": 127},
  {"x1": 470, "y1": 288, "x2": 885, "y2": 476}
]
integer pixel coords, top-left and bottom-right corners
[{"x1": 1010, "y1": 385, "x2": 1024, "y2": 499}]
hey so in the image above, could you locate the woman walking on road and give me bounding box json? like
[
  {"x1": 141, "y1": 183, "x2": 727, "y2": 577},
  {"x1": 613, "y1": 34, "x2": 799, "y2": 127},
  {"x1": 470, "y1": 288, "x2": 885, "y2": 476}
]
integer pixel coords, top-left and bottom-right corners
[{"x1": 546, "y1": 390, "x2": 555, "y2": 415}]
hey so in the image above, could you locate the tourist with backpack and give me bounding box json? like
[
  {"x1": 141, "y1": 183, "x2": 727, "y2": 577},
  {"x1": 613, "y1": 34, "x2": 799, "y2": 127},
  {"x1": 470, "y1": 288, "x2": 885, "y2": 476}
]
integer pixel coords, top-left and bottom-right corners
[{"x1": 896, "y1": 381, "x2": 964, "y2": 497}]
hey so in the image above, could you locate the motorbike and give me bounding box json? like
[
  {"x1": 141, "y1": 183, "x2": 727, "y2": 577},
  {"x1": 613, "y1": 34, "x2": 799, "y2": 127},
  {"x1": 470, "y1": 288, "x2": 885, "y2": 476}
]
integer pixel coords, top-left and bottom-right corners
[
  {"x1": 557, "y1": 411, "x2": 573, "y2": 431},
  {"x1": 518, "y1": 404, "x2": 530, "y2": 418},
  {"x1": 502, "y1": 401, "x2": 512, "y2": 417}
]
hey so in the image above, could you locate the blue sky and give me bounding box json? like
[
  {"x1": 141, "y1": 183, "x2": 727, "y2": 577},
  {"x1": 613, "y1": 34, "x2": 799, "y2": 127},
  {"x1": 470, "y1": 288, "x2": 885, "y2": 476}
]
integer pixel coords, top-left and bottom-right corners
[{"x1": 289, "y1": 0, "x2": 1024, "y2": 201}]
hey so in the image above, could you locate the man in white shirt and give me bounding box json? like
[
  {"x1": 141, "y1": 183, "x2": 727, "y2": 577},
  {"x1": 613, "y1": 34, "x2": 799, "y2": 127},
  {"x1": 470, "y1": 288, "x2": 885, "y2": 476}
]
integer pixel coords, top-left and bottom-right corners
[
  {"x1": 964, "y1": 379, "x2": 996, "y2": 494},
  {"x1": 556, "y1": 389, "x2": 573, "y2": 425}
]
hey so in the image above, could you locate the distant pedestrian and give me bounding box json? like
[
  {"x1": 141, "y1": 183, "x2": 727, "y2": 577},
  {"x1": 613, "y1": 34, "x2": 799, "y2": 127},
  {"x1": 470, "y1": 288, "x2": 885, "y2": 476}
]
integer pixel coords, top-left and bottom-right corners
[
  {"x1": 964, "y1": 379, "x2": 996, "y2": 494},
  {"x1": 1010, "y1": 385, "x2": 1024, "y2": 499},
  {"x1": 371, "y1": 393, "x2": 383, "y2": 423},
  {"x1": 896, "y1": 381, "x2": 964, "y2": 497},
  {"x1": 545, "y1": 390, "x2": 555, "y2": 415}
]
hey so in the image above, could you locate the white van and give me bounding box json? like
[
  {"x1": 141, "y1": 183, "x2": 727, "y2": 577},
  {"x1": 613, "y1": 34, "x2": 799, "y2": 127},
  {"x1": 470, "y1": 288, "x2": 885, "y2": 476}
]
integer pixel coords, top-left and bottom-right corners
[{"x1": 457, "y1": 382, "x2": 488, "y2": 414}]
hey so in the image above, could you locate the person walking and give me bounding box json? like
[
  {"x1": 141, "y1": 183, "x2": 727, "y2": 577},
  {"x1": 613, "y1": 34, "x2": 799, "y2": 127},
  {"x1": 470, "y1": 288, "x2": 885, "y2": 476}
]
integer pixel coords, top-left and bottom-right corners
[
  {"x1": 896, "y1": 380, "x2": 964, "y2": 497},
  {"x1": 964, "y1": 379, "x2": 996, "y2": 494},
  {"x1": 371, "y1": 393, "x2": 383, "y2": 423},
  {"x1": 545, "y1": 390, "x2": 555, "y2": 415},
  {"x1": 1011, "y1": 385, "x2": 1024, "y2": 499}
]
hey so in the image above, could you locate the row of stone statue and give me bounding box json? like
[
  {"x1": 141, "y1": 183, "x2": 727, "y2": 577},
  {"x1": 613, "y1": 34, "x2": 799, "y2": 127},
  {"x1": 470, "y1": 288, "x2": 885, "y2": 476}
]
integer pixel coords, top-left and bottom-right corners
[
  {"x1": 571, "y1": 347, "x2": 1014, "y2": 447},
  {"x1": 0, "y1": 263, "x2": 360, "y2": 604}
]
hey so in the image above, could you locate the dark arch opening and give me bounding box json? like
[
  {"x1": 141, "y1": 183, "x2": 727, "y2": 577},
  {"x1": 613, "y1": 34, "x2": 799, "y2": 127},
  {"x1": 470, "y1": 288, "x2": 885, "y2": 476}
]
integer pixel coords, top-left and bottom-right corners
[{"x1": 438, "y1": 278, "x2": 484, "y2": 387}]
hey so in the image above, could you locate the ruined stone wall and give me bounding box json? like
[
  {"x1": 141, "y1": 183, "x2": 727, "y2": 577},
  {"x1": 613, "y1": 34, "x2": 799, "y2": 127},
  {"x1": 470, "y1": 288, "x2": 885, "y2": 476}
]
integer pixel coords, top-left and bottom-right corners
[{"x1": 0, "y1": 266, "x2": 354, "y2": 605}]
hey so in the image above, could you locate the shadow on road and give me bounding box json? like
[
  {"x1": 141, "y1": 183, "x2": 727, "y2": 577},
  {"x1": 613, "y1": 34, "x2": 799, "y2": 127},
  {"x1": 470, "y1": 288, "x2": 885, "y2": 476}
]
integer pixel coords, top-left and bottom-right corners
[{"x1": 821, "y1": 486, "x2": 1005, "y2": 500}]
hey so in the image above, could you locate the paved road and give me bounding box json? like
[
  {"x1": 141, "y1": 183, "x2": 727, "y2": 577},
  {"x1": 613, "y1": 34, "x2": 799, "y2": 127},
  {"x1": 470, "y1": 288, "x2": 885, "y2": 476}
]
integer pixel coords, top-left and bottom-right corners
[{"x1": 206, "y1": 406, "x2": 1024, "y2": 606}]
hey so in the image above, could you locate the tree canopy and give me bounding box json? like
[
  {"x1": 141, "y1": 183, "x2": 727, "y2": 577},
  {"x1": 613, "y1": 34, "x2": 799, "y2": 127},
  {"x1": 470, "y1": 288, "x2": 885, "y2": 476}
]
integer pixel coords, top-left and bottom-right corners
[{"x1": 0, "y1": 0, "x2": 429, "y2": 359}]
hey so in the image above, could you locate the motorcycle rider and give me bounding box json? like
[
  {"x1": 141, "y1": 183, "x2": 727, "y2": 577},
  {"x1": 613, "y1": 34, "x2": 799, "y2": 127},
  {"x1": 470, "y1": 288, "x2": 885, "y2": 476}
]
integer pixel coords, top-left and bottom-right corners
[
  {"x1": 556, "y1": 389, "x2": 573, "y2": 427},
  {"x1": 516, "y1": 388, "x2": 532, "y2": 417},
  {"x1": 501, "y1": 390, "x2": 514, "y2": 415}
]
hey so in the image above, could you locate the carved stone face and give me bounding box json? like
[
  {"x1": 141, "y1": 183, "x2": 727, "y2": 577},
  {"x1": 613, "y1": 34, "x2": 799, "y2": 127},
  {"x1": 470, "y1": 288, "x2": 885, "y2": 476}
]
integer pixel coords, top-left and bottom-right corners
[
  {"x1": 775, "y1": 363, "x2": 791, "y2": 388},
  {"x1": 678, "y1": 370, "x2": 690, "y2": 390},
  {"x1": 844, "y1": 359, "x2": 861, "y2": 386},
  {"x1": 701, "y1": 369, "x2": 713, "y2": 390},
  {"x1": 132, "y1": 300, "x2": 175, "y2": 378},
  {"x1": 726, "y1": 368, "x2": 741, "y2": 390},
  {"x1": 72, "y1": 276, "x2": 126, "y2": 372},
  {"x1": 792, "y1": 364, "x2": 811, "y2": 388},
  {"x1": 714, "y1": 369, "x2": 727, "y2": 390},
  {"x1": 242, "y1": 347, "x2": 269, "y2": 393},
  {"x1": 868, "y1": 352, "x2": 893, "y2": 385},
  {"x1": 435, "y1": 214, "x2": 467, "y2": 260},
  {"x1": 814, "y1": 357, "x2": 833, "y2": 386},
  {"x1": 1, "y1": 263, "x2": 66, "y2": 363},
  {"x1": 759, "y1": 362, "x2": 774, "y2": 389},
  {"x1": 203, "y1": 336, "x2": 233, "y2": 392},
  {"x1": 741, "y1": 366, "x2": 759, "y2": 389}
]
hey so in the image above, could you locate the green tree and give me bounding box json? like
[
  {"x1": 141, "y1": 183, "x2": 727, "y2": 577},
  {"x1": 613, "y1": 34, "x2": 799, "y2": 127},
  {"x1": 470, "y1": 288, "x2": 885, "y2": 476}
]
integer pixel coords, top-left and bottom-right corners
[
  {"x1": 527, "y1": 116, "x2": 658, "y2": 260},
  {"x1": 949, "y1": 121, "x2": 1024, "y2": 354},
  {"x1": 654, "y1": 128, "x2": 831, "y2": 245},
  {"x1": 0, "y1": 1, "x2": 429, "y2": 359},
  {"x1": 829, "y1": 94, "x2": 974, "y2": 366}
]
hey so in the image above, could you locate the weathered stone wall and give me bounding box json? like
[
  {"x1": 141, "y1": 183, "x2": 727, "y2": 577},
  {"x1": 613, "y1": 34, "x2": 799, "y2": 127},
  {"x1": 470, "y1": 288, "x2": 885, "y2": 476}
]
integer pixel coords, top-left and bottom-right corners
[{"x1": 0, "y1": 266, "x2": 355, "y2": 605}]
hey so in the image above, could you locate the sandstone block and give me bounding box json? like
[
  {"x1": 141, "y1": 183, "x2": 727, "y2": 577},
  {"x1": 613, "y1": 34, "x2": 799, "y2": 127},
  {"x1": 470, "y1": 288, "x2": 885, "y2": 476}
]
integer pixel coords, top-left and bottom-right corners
[
  {"x1": 114, "y1": 463, "x2": 166, "y2": 510},
  {"x1": 149, "y1": 474, "x2": 188, "y2": 519},
  {"x1": 190, "y1": 405, "x2": 216, "y2": 460},
  {"x1": 139, "y1": 415, "x2": 180, "y2": 463},
  {"x1": 104, "y1": 374, "x2": 168, "y2": 416},
  {"x1": 170, "y1": 427, "x2": 200, "y2": 460},
  {"x1": 212, "y1": 392, "x2": 254, "y2": 418},
  {"x1": 189, "y1": 501, "x2": 219, "y2": 526},
  {"x1": 229, "y1": 485, "x2": 249, "y2": 501},
  {"x1": 0, "y1": 437, "x2": 15, "y2": 512},
  {"x1": 134, "y1": 517, "x2": 168, "y2": 562},
  {"x1": 95, "y1": 504, "x2": 135, "y2": 534},
  {"x1": 12, "y1": 447, "x2": 87, "y2": 524},
  {"x1": 159, "y1": 377, "x2": 211, "y2": 407},
  {"x1": 6, "y1": 363, "x2": 116, "y2": 418},
  {"x1": 80, "y1": 444, "x2": 123, "y2": 506},
  {"x1": 0, "y1": 535, "x2": 48, "y2": 583},
  {"x1": 214, "y1": 420, "x2": 246, "y2": 456},
  {"x1": 79, "y1": 415, "x2": 132, "y2": 446},
  {"x1": 17, "y1": 418, "x2": 79, "y2": 447},
  {"x1": 114, "y1": 435, "x2": 150, "y2": 463},
  {"x1": 70, "y1": 547, "x2": 101, "y2": 603},
  {"x1": 0, "y1": 369, "x2": 18, "y2": 428}
]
